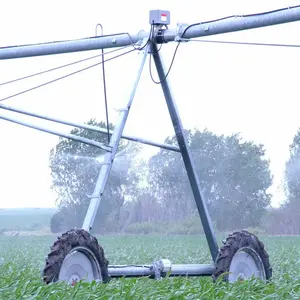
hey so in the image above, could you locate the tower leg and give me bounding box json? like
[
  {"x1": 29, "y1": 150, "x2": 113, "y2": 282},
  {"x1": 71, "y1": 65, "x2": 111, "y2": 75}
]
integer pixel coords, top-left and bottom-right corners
[
  {"x1": 82, "y1": 43, "x2": 150, "y2": 232},
  {"x1": 150, "y1": 42, "x2": 219, "y2": 261}
]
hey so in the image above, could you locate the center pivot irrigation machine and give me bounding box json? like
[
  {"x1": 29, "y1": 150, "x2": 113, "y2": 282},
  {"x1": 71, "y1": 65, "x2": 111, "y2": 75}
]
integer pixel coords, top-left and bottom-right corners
[{"x1": 2, "y1": 5, "x2": 300, "y2": 286}]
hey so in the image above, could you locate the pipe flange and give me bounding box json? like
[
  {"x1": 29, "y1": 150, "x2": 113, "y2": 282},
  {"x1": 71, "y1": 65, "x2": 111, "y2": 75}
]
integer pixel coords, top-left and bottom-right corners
[{"x1": 175, "y1": 23, "x2": 189, "y2": 42}]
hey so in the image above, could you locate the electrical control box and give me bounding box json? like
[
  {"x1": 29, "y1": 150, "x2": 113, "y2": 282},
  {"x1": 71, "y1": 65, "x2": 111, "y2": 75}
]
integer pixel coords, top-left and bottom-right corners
[{"x1": 149, "y1": 10, "x2": 170, "y2": 25}]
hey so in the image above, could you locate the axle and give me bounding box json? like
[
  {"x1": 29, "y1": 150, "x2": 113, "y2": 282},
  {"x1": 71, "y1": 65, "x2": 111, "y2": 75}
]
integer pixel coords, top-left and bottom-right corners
[{"x1": 108, "y1": 260, "x2": 215, "y2": 279}]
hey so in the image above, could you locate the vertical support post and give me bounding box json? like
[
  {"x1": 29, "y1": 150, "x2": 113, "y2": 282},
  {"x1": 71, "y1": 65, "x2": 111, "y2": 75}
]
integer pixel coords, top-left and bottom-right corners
[
  {"x1": 82, "y1": 42, "x2": 149, "y2": 231},
  {"x1": 150, "y1": 42, "x2": 219, "y2": 262}
]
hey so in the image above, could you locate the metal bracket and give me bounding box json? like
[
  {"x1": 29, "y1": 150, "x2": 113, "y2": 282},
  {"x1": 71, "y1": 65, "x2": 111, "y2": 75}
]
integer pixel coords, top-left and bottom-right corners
[
  {"x1": 136, "y1": 30, "x2": 149, "y2": 46},
  {"x1": 175, "y1": 23, "x2": 190, "y2": 42}
]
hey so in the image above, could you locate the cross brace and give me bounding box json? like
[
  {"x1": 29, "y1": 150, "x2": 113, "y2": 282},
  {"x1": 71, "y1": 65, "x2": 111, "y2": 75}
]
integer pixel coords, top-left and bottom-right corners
[{"x1": 0, "y1": 102, "x2": 180, "y2": 152}]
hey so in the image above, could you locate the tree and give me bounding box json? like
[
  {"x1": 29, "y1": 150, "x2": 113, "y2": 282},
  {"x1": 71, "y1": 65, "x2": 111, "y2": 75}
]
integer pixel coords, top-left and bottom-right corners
[
  {"x1": 148, "y1": 128, "x2": 273, "y2": 231},
  {"x1": 282, "y1": 129, "x2": 300, "y2": 234},
  {"x1": 285, "y1": 129, "x2": 300, "y2": 202},
  {"x1": 49, "y1": 119, "x2": 141, "y2": 233},
  {"x1": 50, "y1": 210, "x2": 64, "y2": 233}
]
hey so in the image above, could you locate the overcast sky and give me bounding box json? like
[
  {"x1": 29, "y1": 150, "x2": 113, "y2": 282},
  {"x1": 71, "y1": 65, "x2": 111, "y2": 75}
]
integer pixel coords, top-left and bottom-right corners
[{"x1": 0, "y1": 0, "x2": 299, "y2": 209}]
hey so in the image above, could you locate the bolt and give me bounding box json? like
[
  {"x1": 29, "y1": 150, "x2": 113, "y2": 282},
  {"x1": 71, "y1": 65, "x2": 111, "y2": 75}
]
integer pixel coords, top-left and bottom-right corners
[{"x1": 111, "y1": 38, "x2": 116, "y2": 44}]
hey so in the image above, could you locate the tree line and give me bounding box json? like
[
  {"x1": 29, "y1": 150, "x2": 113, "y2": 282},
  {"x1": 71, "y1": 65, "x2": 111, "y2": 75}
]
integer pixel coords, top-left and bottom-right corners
[{"x1": 49, "y1": 119, "x2": 300, "y2": 235}]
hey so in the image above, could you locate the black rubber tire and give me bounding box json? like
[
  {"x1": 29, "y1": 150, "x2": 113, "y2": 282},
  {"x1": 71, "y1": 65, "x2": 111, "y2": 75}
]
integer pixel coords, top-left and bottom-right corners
[
  {"x1": 212, "y1": 230, "x2": 272, "y2": 282},
  {"x1": 43, "y1": 229, "x2": 110, "y2": 284}
]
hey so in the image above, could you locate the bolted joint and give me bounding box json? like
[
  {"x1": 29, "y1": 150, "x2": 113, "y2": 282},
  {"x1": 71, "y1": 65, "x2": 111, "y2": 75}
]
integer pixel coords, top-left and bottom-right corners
[
  {"x1": 175, "y1": 23, "x2": 190, "y2": 42},
  {"x1": 151, "y1": 259, "x2": 172, "y2": 280}
]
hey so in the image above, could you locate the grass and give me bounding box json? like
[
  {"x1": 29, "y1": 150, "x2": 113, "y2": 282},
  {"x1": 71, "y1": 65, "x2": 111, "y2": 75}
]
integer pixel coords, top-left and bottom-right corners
[{"x1": 0, "y1": 234, "x2": 299, "y2": 299}]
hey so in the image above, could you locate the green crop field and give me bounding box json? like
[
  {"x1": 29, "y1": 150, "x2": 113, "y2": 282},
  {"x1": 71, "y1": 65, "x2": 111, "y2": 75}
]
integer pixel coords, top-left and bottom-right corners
[{"x1": 0, "y1": 234, "x2": 299, "y2": 299}]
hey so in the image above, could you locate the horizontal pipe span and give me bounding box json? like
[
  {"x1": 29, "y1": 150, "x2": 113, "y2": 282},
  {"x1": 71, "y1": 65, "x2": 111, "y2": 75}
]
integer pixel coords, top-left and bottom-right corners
[
  {"x1": 107, "y1": 264, "x2": 215, "y2": 278},
  {"x1": 108, "y1": 265, "x2": 152, "y2": 277},
  {"x1": 0, "y1": 6, "x2": 300, "y2": 60},
  {"x1": 169, "y1": 264, "x2": 215, "y2": 276},
  {"x1": 162, "y1": 6, "x2": 300, "y2": 42},
  {"x1": 0, "y1": 103, "x2": 180, "y2": 152},
  {"x1": 0, "y1": 31, "x2": 147, "y2": 60},
  {"x1": 0, "y1": 113, "x2": 111, "y2": 151}
]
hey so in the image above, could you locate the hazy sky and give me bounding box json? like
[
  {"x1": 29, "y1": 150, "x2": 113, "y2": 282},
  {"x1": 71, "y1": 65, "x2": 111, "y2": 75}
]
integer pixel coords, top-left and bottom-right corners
[{"x1": 0, "y1": 0, "x2": 299, "y2": 209}]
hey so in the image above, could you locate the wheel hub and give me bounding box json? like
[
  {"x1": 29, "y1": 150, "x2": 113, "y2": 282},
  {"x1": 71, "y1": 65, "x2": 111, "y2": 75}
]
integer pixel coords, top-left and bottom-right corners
[
  {"x1": 58, "y1": 246, "x2": 102, "y2": 284},
  {"x1": 70, "y1": 274, "x2": 80, "y2": 286},
  {"x1": 228, "y1": 247, "x2": 266, "y2": 283}
]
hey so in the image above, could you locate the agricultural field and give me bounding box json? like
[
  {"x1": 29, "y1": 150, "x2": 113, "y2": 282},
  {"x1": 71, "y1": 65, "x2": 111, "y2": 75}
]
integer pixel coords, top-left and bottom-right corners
[
  {"x1": 0, "y1": 208, "x2": 55, "y2": 233},
  {"x1": 0, "y1": 234, "x2": 299, "y2": 299}
]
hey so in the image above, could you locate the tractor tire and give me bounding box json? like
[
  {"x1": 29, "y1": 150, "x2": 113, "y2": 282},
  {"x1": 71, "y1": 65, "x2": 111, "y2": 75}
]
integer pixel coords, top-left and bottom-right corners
[
  {"x1": 43, "y1": 228, "x2": 110, "y2": 284},
  {"x1": 212, "y1": 230, "x2": 272, "y2": 282}
]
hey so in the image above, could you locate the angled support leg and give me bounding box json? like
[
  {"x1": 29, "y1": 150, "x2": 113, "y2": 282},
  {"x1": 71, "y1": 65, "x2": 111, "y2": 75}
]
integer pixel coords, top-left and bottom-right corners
[
  {"x1": 82, "y1": 42, "x2": 150, "y2": 232},
  {"x1": 150, "y1": 42, "x2": 219, "y2": 262}
]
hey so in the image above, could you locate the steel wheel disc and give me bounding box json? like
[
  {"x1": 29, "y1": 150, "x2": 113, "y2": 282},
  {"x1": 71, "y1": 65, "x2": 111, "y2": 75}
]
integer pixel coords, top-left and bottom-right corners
[
  {"x1": 228, "y1": 247, "x2": 266, "y2": 282},
  {"x1": 58, "y1": 246, "x2": 102, "y2": 285}
]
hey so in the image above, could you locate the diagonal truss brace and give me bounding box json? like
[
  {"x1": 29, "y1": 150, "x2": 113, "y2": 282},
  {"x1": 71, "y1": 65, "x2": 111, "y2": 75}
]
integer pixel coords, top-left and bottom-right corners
[
  {"x1": 150, "y1": 43, "x2": 218, "y2": 261},
  {"x1": 82, "y1": 39, "x2": 150, "y2": 231}
]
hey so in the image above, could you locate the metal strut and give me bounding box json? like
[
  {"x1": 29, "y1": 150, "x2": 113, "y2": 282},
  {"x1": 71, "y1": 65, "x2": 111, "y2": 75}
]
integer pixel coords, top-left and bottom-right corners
[
  {"x1": 0, "y1": 102, "x2": 180, "y2": 152},
  {"x1": 150, "y1": 42, "x2": 219, "y2": 262},
  {"x1": 0, "y1": 112, "x2": 111, "y2": 152},
  {"x1": 82, "y1": 40, "x2": 150, "y2": 231}
]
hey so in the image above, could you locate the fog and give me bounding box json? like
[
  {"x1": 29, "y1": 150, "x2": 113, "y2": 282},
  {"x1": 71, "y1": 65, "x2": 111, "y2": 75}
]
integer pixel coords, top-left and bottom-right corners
[{"x1": 0, "y1": 1, "x2": 300, "y2": 235}]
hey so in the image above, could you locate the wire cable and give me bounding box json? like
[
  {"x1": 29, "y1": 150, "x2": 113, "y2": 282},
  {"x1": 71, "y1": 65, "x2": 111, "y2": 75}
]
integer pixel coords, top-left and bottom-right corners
[
  {"x1": 101, "y1": 47, "x2": 110, "y2": 144},
  {"x1": 149, "y1": 24, "x2": 180, "y2": 84},
  {"x1": 95, "y1": 24, "x2": 110, "y2": 143},
  {"x1": 149, "y1": 43, "x2": 180, "y2": 84},
  {"x1": 0, "y1": 46, "x2": 132, "y2": 87},
  {"x1": 180, "y1": 38, "x2": 300, "y2": 48},
  {"x1": 0, "y1": 48, "x2": 136, "y2": 103}
]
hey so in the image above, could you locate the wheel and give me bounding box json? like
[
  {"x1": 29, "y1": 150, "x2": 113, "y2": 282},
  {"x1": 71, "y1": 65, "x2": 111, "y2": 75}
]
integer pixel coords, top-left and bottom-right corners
[
  {"x1": 213, "y1": 230, "x2": 272, "y2": 283},
  {"x1": 43, "y1": 229, "x2": 110, "y2": 285}
]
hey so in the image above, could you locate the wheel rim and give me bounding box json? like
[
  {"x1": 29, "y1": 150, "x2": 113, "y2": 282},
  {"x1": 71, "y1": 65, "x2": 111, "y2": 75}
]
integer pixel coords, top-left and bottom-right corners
[
  {"x1": 58, "y1": 246, "x2": 102, "y2": 285},
  {"x1": 228, "y1": 247, "x2": 266, "y2": 282}
]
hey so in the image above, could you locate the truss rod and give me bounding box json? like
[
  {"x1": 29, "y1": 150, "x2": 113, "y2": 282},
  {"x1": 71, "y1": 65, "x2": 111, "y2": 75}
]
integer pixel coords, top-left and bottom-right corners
[
  {"x1": 1, "y1": 6, "x2": 300, "y2": 59},
  {"x1": 0, "y1": 103, "x2": 180, "y2": 152},
  {"x1": 0, "y1": 112, "x2": 111, "y2": 152}
]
